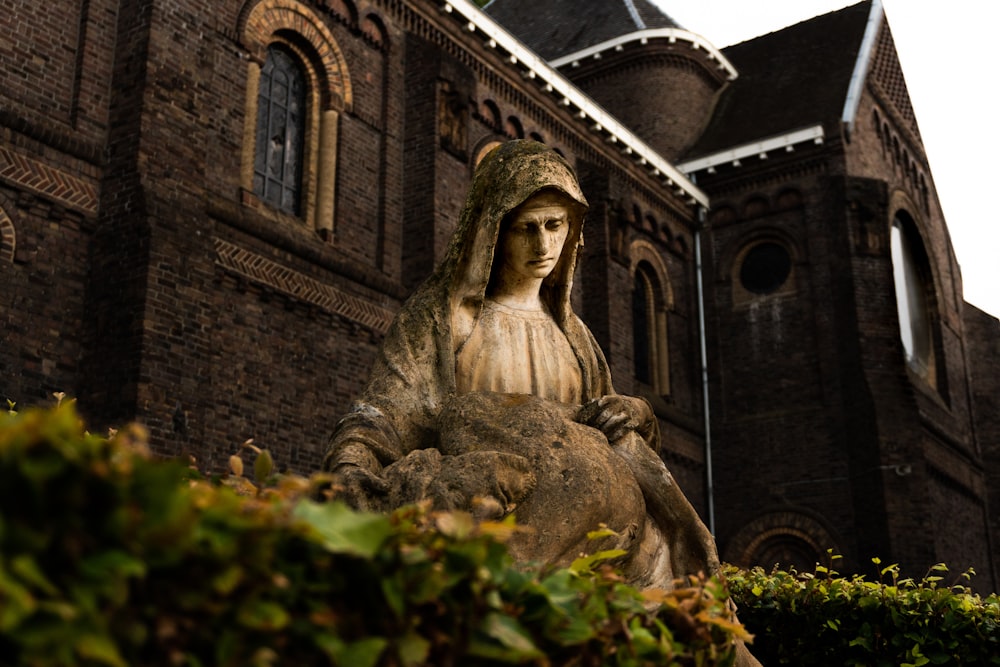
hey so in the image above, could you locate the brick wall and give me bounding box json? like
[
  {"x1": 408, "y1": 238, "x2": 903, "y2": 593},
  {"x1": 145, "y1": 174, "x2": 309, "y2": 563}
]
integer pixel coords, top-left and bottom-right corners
[{"x1": 966, "y1": 304, "x2": 1000, "y2": 588}]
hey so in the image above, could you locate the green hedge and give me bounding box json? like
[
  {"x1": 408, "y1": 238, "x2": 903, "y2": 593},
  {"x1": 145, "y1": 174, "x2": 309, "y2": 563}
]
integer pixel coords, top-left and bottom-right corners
[
  {"x1": 0, "y1": 402, "x2": 744, "y2": 666},
  {"x1": 728, "y1": 558, "x2": 1000, "y2": 666}
]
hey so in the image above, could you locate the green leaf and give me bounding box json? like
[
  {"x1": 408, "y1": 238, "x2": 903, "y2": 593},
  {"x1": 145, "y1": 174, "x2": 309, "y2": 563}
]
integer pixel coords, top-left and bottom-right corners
[
  {"x1": 472, "y1": 612, "x2": 544, "y2": 660},
  {"x1": 75, "y1": 634, "x2": 127, "y2": 667},
  {"x1": 0, "y1": 568, "x2": 37, "y2": 630},
  {"x1": 569, "y1": 549, "x2": 627, "y2": 574},
  {"x1": 253, "y1": 449, "x2": 274, "y2": 485},
  {"x1": 10, "y1": 555, "x2": 59, "y2": 596},
  {"x1": 397, "y1": 630, "x2": 431, "y2": 667},
  {"x1": 586, "y1": 526, "x2": 619, "y2": 540},
  {"x1": 237, "y1": 600, "x2": 290, "y2": 630},
  {"x1": 292, "y1": 501, "x2": 393, "y2": 558},
  {"x1": 316, "y1": 636, "x2": 387, "y2": 667}
]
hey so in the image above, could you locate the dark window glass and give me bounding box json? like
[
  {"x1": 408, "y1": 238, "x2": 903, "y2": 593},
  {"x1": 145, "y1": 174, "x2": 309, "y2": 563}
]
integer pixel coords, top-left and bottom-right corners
[
  {"x1": 740, "y1": 242, "x2": 791, "y2": 294},
  {"x1": 253, "y1": 46, "x2": 306, "y2": 215},
  {"x1": 890, "y1": 218, "x2": 932, "y2": 375},
  {"x1": 633, "y1": 269, "x2": 652, "y2": 385}
]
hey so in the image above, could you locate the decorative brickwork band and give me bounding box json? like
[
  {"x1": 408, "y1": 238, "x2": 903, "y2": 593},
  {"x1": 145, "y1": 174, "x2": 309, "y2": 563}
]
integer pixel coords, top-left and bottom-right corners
[
  {"x1": 214, "y1": 237, "x2": 394, "y2": 332},
  {"x1": 0, "y1": 147, "x2": 98, "y2": 214},
  {"x1": 0, "y1": 207, "x2": 14, "y2": 263}
]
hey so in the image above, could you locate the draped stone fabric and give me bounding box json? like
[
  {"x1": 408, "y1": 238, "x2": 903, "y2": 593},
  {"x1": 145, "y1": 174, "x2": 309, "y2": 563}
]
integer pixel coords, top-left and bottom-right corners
[{"x1": 455, "y1": 299, "x2": 583, "y2": 403}]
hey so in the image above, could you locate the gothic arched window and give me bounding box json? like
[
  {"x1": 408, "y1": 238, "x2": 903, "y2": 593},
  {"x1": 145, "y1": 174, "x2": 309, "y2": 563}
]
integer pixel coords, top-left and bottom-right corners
[
  {"x1": 631, "y1": 257, "x2": 671, "y2": 395},
  {"x1": 253, "y1": 45, "x2": 306, "y2": 216},
  {"x1": 890, "y1": 214, "x2": 935, "y2": 383},
  {"x1": 633, "y1": 265, "x2": 654, "y2": 386}
]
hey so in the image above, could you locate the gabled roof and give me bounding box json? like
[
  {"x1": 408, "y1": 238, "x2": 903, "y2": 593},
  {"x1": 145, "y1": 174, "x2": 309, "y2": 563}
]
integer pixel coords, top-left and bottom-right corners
[
  {"x1": 685, "y1": 1, "x2": 872, "y2": 160},
  {"x1": 484, "y1": 0, "x2": 682, "y2": 61}
]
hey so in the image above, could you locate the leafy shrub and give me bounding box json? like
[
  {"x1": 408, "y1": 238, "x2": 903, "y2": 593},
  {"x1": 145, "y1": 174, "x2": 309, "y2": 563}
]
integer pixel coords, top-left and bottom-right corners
[
  {"x1": 0, "y1": 402, "x2": 745, "y2": 666},
  {"x1": 727, "y1": 556, "x2": 1000, "y2": 666}
]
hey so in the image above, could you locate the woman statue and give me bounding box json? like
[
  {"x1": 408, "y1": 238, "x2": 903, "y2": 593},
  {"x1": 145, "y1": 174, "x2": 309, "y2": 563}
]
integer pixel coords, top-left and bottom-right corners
[{"x1": 324, "y1": 140, "x2": 760, "y2": 664}]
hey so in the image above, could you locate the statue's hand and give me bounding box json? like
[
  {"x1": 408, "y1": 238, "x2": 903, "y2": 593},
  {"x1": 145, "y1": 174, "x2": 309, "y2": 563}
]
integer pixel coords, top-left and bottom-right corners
[
  {"x1": 330, "y1": 463, "x2": 390, "y2": 511},
  {"x1": 577, "y1": 395, "x2": 654, "y2": 444}
]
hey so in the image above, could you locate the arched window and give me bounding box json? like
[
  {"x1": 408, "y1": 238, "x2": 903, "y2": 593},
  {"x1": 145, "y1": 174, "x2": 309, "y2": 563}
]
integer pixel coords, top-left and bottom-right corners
[
  {"x1": 890, "y1": 214, "x2": 935, "y2": 382},
  {"x1": 239, "y1": 0, "x2": 352, "y2": 236},
  {"x1": 253, "y1": 45, "x2": 306, "y2": 215},
  {"x1": 630, "y1": 252, "x2": 672, "y2": 395},
  {"x1": 633, "y1": 265, "x2": 654, "y2": 386}
]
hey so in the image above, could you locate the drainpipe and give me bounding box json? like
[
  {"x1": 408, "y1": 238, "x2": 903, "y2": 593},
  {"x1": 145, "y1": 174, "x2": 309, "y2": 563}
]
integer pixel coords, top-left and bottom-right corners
[{"x1": 695, "y1": 204, "x2": 715, "y2": 536}]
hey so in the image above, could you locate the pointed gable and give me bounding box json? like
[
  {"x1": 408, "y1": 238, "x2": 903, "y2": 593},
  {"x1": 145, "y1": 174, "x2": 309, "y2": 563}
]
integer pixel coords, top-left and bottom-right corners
[
  {"x1": 686, "y1": 1, "x2": 872, "y2": 159},
  {"x1": 484, "y1": 0, "x2": 682, "y2": 60}
]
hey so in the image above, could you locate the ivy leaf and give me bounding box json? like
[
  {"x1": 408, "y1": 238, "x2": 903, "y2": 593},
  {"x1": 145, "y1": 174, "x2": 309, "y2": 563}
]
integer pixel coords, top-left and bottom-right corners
[
  {"x1": 292, "y1": 501, "x2": 393, "y2": 558},
  {"x1": 470, "y1": 612, "x2": 544, "y2": 661}
]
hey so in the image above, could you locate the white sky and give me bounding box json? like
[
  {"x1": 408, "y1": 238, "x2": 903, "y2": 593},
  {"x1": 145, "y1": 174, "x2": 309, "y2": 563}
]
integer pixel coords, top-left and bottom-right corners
[{"x1": 652, "y1": 0, "x2": 999, "y2": 319}]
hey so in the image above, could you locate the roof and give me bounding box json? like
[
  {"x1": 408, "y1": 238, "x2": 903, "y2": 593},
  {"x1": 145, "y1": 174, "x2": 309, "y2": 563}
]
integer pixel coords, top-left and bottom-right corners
[
  {"x1": 685, "y1": 1, "x2": 872, "y2": 160},
  {"x1": 484, "y1": 0, "x2": 682, "y2": 61}
]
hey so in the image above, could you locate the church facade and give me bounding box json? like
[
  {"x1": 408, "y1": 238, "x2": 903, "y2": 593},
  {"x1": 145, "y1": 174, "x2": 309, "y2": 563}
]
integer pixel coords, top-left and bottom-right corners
[{"x1": 2, "y1": 0, "x2": 998, "y2": 589}]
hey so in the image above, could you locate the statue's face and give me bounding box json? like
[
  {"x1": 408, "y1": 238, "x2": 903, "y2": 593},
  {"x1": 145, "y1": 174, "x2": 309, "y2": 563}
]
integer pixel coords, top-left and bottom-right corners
[{"x1": 498, "y1": 191, "x2": 572, "y2": 282}]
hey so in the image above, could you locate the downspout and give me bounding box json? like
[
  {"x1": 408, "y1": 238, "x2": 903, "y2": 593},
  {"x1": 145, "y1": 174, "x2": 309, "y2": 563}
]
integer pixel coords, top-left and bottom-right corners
[
  {"x1": 841, "y1": 0, "x2": 883, "y2": 140},
  {"x1": 695, "y1": 203, "x2": 715, "y2": 536}
]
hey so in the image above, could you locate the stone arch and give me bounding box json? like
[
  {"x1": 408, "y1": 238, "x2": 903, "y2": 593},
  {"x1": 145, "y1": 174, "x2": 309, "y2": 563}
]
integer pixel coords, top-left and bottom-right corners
[
  {"x1": 319, "y1": 0, "x2": 357, "y2": 26},
  {"x1": 742, "y1": 195, "x2": 769, "y2": 219},
  {"x1": 240, "y1": 0, "x2": 353, "y2": 110},
  {"x1": 361, "y1": 12, "x2": 388, "y2": 48},
  {"x1": 0, "y1": 206, "x2": 15, "y2": 263},
  {"x1": 480, "y1": 99, "x2": 502, "y2": 130},
  {"x1": 505, "y1": 115, "x2": 524, "y2": 139},
  {"x1": 708, "y1": 204, "x2": 736, "y2": 225},
  {"x1": 889, "y1": 189, "x2": 941, "y2": 299},
  {"x1": 629, "y1": 239, "x2": 675, "y2": 309},
  {"x1": 723, "y1": 510, "x2": 842, "y2": 572},
  {"x1": 775, "y1": 188, "x2": 803, "y2": 211},
  {"x1": 237, "y1": 0, "x2": 352, "y2": 234},
  {"x1": 642, "y1": 213, "x2": 657, "y2": 234},
  {"x1": 888, "y1": 189, "x2": 946, "y2": 395},
  {"x1": 629, "y1": 239, "x2": 674, "y2": 394},
  {"x1": 472, "y1": 138, "x2": 504, "y2": 169}
]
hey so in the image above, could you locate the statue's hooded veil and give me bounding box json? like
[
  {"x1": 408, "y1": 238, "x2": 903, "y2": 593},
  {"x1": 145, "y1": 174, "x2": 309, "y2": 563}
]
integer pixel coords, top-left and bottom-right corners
[
  {"x1": 438, "y1": 139, "x2": 589, "y2": 349},
  {"x1": 327, "y1": 140, "x2": 611, "y2": 466}
]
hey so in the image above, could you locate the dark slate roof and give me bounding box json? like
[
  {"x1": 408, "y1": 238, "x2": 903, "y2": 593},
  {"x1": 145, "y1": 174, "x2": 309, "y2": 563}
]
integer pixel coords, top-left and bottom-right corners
[
  {"x1": 484, "y1": 0, "x2": 683, "y2": 61},
  {"x1": 685, "y1": 1, "x2": 872, "y2": 159}
]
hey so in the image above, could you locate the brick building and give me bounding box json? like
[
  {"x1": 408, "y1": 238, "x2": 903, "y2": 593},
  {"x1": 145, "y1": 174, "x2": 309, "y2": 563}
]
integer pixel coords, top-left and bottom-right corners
[{"x1": 2, "y1": 0, "x2": 997, "y2": 588}]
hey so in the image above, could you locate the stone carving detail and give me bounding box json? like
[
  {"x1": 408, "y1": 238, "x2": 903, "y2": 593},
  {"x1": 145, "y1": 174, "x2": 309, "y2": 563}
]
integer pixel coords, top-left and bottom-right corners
[{"x1": 323, "y1": 141, "x2": 759, "y2": 665}]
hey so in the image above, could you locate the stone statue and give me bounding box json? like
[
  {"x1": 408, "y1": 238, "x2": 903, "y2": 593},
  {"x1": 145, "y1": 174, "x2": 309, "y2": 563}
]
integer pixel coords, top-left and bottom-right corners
[{"x1": 324, "y1": 140, "x2": 760, "y2": 664}]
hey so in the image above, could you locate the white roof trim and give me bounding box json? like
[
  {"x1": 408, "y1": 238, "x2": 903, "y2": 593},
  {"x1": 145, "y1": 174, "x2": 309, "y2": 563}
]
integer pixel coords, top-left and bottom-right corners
[
  {"x1": 442, "y1": 0, "x2": 708, "y2": 207},
  {"x1": 550, "y1": 29, "x2": 738, "y2": 81},
  {"x1": 677, "y1": 125, "x2": 825, "y2": 174},
  {"x1": 841, "y1": 0, "x2": 884, "y2": 135}
]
